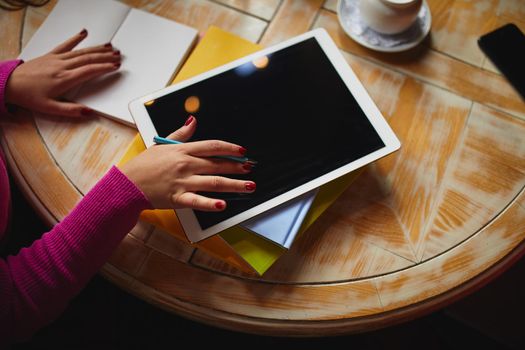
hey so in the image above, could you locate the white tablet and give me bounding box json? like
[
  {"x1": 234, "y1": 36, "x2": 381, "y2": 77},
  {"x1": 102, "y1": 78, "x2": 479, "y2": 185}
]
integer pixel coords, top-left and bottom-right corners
[{"x1": 129, "y1": 28, "x2": 400, "y2": 243}]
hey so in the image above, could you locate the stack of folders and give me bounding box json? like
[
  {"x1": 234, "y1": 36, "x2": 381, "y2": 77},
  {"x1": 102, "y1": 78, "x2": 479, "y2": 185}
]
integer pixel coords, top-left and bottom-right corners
[{"x1": 119, "y1": 26, "x2": 361, "y2": 276}]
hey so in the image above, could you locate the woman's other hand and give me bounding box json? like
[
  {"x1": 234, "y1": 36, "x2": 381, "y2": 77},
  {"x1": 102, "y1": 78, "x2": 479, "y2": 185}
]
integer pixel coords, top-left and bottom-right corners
[
  {"x1": 5, "y1": 29, "x2": 121, "y2": 117},
  {"x1": 119, "y1": 116, "x2": 256, "y2": 212}
]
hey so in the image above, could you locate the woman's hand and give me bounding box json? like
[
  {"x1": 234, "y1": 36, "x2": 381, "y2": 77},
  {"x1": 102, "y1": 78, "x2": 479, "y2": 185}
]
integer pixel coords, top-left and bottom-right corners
[
  {"x1": 5, "y1": 29, "x2": 121, "y2": 117},
  {"x1": 119, "y1": 116, "x2": 256, "y2": 211}
]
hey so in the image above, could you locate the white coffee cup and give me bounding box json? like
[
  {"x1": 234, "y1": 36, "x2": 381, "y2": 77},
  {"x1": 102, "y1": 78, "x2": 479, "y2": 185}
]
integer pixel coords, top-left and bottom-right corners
[{"x1": 359, "y1": 0, "x2": 422, "y2": 35}]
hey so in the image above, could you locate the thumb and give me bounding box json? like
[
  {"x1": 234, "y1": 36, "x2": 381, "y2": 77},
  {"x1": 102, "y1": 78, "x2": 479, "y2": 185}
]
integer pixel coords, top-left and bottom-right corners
[
  {"x1": 166, "y1": 115, "x2": 196, "y2": 142},
  {"x1": 42, "y1": 99, "x2": 93, "y2": 118}
]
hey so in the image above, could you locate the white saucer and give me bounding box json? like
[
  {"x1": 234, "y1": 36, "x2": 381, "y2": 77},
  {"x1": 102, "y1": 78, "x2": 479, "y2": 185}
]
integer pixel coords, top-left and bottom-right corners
[{"x1": 337, "y1": 0, "x2": 432, "y2": 53}]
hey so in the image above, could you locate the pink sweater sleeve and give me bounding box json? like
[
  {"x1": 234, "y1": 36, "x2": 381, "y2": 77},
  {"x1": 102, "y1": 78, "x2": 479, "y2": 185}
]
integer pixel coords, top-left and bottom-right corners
[
  {"x1": 0, "y1": 166, "x2": 151, "y2": 344},
  {"x1": 0, "y1": 59, "x2": 23, "y2": 115}
]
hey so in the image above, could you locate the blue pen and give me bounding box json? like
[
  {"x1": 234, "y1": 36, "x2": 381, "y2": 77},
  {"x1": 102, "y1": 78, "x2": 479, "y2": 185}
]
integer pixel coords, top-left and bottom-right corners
[{"x1": 153, "y1": 136, "x2": 257, "y2": 165}]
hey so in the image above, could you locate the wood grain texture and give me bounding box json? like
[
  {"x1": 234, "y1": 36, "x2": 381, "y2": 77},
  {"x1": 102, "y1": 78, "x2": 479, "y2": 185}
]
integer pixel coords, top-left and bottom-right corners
[
  {"x1": 342, "y1": 51, "x2": 472, "y2": 261},
  {"x1": 496, "y1": 0, "x2": 525, "y2": 24},
  {"x1": 258, "y1": 217, "x2": 414, "y2": 282},
  {"x1": 420, "y1": 103, "x2": 525, "y2": 260},
  {"x1": 427, "y1": 0, "x2": 499, "y2": 67},
  {"x1": 107, "y1": 234, "x2": 152, "y2": 277},
  {"x1": 136, "y1": 250, "x2": 383, "y2": 320},
  {"x1": 121, "y1": 0, "x2": 267, "y2": 43},
  {"x1": 101, "y1": 263, "x2": 136, "y2": 290},
  {"x1": 376, "y1": 192, "x2": 525, "y2": 312},
  {"x1": 0, "y1": 111, "x2": 82, "y2": 221},
  {"x1": 213, "y1": 0, "x2": 281, "y2": 20},
  {"x1": 35, "y1": 115, "x2": 137, "y2": 194},
  {"x1": 145, "y1": 228, "x2": 195, "y2": 263},
  {"x1": 21, "y1": 5, "x2": 47, "y2": 49},
  {"x1": 2, "y1": 0, "x2": 525, "y2": 336},
  {"x1": 259, "y1": 0, "x2": 324, "y2": 46},
  {"x1": 128, "y1": 219, "x2": 154, "y2": 242},
  {"x1": 323, "y1": 0, "x2": 337, "y2": 12},
  {"x1": 378, "y1": 80, "x2": 470, "y2": 255},
  {"x1": 0, "y1": 7, "x2": 24, "y2": 60},
  {"x1": 190, "y1": 250, "x2": 258, "y2": 279}
]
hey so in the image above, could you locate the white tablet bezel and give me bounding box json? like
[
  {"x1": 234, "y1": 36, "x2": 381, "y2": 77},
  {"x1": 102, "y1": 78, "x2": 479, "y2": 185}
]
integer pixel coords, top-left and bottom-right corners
[{"x1": 129, "y1": 28, "x2": 400, "y2": 243}]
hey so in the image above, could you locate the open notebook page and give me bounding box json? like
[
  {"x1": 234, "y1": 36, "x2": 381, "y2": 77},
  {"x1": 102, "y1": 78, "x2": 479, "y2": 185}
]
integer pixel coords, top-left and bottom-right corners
[
  {"x1": 75, "y1": 9, "x2": 197, "y2": 124},
  {"x1": 19, "y1": 0, "x2": 129, "y2": 61}
]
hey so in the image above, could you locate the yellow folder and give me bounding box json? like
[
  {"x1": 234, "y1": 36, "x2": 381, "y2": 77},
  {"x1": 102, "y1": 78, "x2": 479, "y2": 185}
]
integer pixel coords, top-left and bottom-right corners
[{"x1": 118, "y1": 26, "x2": 361, "y2": 275}]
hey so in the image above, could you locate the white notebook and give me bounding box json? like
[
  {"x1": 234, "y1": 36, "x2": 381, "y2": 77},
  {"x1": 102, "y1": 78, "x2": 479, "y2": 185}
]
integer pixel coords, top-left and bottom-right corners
[{"x1": 19, "y1": 0, "x2": 198, "y2": 125}]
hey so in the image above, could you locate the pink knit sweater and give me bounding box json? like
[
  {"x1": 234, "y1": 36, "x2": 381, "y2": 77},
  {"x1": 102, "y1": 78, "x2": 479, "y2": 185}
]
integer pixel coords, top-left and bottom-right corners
[{"x1": 0, "y1": 60, "x2": 151, "y2": 344}]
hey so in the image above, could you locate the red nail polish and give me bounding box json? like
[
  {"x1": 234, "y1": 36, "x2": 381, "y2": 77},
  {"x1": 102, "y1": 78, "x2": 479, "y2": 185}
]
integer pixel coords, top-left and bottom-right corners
[
  {"x1": 184, "y1": 115, "x2": 194, "y2": 126},
  {"x1": 242, "y1": 163, "x2": 252, "y2": 171},
  {"x1": 215, "y1": 201, "x2": 225, "y2": 210},
  {"x1": 113, "y1": 50, "x2": 120, "y2": 56},
  {"x1": 81, "y1": 107, "x2": 92, "y2": 115},
  {"x1": 245, "y1": 182, "x2": 256, "y2": 191},
  {"x1": 239, "y1": 147, "x2": 247, "y2": 156},
  {"x1": 80, "y1": 29, "x2": 87, "y2": 36},
  {"x1": 104, "y1": 42, "x2": 112, "y2": 48},
  {"x1": 113, "y1": 63, "x2": 121, "y2": 69}
]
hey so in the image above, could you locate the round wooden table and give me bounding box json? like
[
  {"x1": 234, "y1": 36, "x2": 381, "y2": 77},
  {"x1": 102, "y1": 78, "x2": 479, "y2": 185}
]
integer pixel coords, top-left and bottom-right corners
[{"x1": 1, "y1": 0, "x2": 525, "y2": 337}]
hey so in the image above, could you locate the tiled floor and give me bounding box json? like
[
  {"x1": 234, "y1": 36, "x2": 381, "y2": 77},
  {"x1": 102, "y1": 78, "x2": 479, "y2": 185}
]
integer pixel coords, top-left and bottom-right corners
[{"x1": 4, "y1": 180, "x2": 524, "y2": 349}]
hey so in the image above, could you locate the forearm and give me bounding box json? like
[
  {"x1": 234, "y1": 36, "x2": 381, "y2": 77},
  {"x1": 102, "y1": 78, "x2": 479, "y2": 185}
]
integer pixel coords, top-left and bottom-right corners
[{"x1": 0, "y1": 166, "x2": 151, "y2": 343}]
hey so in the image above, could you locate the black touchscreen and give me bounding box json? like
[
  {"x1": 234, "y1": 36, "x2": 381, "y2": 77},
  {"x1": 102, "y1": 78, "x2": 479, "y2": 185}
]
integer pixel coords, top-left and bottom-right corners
[{"x1": 145, "y1": 38, "x2": 385, "y2": 229}]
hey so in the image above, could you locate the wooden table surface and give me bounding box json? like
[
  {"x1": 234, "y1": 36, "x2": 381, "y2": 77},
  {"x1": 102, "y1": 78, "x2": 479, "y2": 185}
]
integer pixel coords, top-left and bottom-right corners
[{"x1": 1, "y1": 0, "x2": 525, "y2": 337}]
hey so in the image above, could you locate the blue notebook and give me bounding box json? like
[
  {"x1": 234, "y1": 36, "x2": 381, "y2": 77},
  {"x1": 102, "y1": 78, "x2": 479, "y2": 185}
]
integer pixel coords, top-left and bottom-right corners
[{"x1": 240, "y1": 189, "x2": 318, "y2": 249}]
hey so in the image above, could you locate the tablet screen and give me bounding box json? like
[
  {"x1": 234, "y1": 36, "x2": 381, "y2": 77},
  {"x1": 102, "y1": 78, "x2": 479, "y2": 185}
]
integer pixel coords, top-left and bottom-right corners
[{"x1": 145, "y1": 37, "x2": 385, "y2": 229}]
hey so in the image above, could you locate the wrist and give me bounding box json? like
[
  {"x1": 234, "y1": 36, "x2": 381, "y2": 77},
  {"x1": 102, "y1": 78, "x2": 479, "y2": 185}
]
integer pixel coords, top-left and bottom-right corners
[{"x1": 115, "y1": 163, "x2": 154, "y2": 209}]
